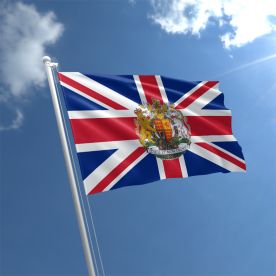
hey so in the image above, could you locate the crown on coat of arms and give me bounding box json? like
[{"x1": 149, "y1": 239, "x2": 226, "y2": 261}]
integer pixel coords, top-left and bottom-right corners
[{"x1": 134, "y1": 98, "x2": 191, "y2": 160}]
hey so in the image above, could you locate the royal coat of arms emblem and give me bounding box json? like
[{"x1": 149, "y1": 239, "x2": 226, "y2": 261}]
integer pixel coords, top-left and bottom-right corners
[{"x1": 134, "y1": 98, "x2": 191, "y2": 160}]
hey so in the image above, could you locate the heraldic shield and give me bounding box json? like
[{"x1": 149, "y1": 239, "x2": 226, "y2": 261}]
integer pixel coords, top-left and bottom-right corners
[{"x1": 135, "y1": 98, "x2": 191, "y2": 160}]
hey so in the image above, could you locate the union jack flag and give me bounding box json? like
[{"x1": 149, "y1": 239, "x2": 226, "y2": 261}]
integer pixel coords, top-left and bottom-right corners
[{"x1": 58, "y1": 73, "x2": 246, "y2": 195}]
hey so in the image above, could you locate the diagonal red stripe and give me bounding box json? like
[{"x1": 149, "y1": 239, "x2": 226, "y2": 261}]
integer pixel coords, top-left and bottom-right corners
[
  {"x1": 196, "y1": 142, "x2": 246, "y2": 170},
  {"x1": 139, "y1": 76, "x2": 164, "y2": 104},
  {"x1": 176, "y1": 81, "x2": 218, "y2": 109},
  {"x1": 58, "y1": 73, "x2": 127, "y2": 110},
  {"x1": 89, "y1": 147, "x2": 146, "y2": 195}
]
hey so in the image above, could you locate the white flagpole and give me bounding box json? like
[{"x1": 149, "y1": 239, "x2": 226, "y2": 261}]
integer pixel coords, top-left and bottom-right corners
[{"x1": 43, "y1": 56, "x2": 96, "y2": 276}]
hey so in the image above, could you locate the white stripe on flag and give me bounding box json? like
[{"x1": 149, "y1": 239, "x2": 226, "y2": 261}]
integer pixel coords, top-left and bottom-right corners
[
  {"x1": 68, "y1": 110, "x2": 136, "y2": 119},
  {"x1": 62, "y1": 72, "x2": 138, "y2": 110},
  {"x1": 60, "y1": 81, "x2": 111, "y2": 110},
  {"x1": 191, "y1": 135, "x2": 237, "y2": 143},
  {"x1": 156, "y1": 157, "x2": 166, "y2": 179},
  {"x1": 188, "y1": 143, "x2": 245, "y2": 172},
  {"x1": 180, "y1": 108, "x2": 232, "y2": 116},
  {"x1": 179, "y1": 155, "x2": 188, "y2": 178},
  {"x1": 174, "y1": 81, "x2": 208, "y2": 107},
  {"x1": 103, "y1": 151, "x2": 148, "y2": 192},
  {"x1": 155, "y1": 76, "x2": 169, "y2": 104},
  {"x1": 185, "y1": 83, "x2": 220, "y2": 111},
  {"x1": 83, "y1": 144, "x2": 140, "y2": 194},
  {"x1": 76, "y1": 140, "x2": 140, "y2": 152},
  {"x1": 134, "y1": 75, "x2": 147, "y2": 104},
  {"x1": 206, "y1": 142, "x2": 246, "y2": 164}
]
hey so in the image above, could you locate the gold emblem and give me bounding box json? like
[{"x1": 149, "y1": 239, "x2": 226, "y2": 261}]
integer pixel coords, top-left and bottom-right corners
[{"x1": 135, "y1": 98, "x2": 191, "y2": 160}]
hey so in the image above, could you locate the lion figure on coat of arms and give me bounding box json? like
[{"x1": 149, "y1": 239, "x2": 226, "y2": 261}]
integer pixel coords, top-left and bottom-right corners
[{"x1": 134, "y1": 98, "x2": 191, "y2": 160}]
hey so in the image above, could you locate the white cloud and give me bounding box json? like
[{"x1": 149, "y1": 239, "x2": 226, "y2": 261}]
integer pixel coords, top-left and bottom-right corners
[
  {"x1": 0, "y1": 2, "x2": 64, "y2": 130},
  {"x1": 0, "y1": 109, "x2": 23, "y2": 131},
  {"x1": 150, "y1": 0, "x2": 276, "y2": 48},
  {"x1": 221, "y1": 0, "x2": 276, "y2": 48}
]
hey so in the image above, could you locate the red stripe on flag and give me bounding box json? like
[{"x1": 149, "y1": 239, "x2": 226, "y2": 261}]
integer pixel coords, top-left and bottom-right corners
[
  {"x1": 196, "y1": 142, "x2": 246, "y2": 170},
  {"x1": 71, "y1": 116, "x2": 232, "y2": 144},
  {"x1": 89, "y1": 147, "x2": 146, "y2": 195},
  {"x1": 176, "y1": 81, "x2": 218, "y2": 109},
  {"x1": 70, "y1": 117, "x2": 138, "y2": 144},
  {"x1": 162, "y1": 159, "x2": 183, "y2": 178},
  {"x1": 58, "y1": 73, "x2": 127, "y2": 110},
  {"x1": 139, "y1": 76, "x2": 164, "y2": 104},
  {"x1": 187, "y1": 116, "x2": 232, "y2": 136}
]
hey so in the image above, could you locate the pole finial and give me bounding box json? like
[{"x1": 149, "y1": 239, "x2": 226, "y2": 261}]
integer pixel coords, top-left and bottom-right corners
[
  {"x1": 42, "y1": 56, "x2": 58, "y2": 68},
  {"x1": 42, "y1": 56, "x2": 51, "y2": 64}
]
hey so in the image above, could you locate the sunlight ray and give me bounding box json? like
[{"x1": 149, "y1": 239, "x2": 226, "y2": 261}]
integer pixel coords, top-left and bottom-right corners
[{"x1": 217, "y1": 53, "x2": 276, "y2": 78}]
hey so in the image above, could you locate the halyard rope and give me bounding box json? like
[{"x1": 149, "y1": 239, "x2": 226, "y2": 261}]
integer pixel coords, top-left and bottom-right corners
[{"x1": 53, "y1": 66, "x2": 105, "y2": 276}]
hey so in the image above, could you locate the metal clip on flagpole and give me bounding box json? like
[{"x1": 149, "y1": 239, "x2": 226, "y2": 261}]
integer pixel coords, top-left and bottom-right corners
[{"x1": 43, "y1": 56, "x2": 96, "y2": 276}]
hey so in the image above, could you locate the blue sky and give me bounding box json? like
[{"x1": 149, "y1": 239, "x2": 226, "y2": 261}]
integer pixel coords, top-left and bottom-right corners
[{"x1": 1, "y1": 0, "x2": 276, "y2": 275}]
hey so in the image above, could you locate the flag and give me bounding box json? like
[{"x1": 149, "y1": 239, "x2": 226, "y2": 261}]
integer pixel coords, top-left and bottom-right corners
[{"x1": 57, "y1": 73, "x2": 246, "y2": 195}]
